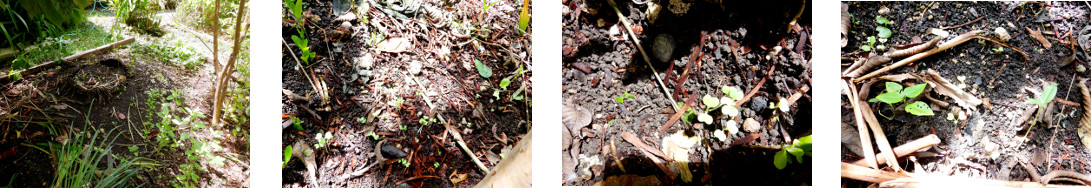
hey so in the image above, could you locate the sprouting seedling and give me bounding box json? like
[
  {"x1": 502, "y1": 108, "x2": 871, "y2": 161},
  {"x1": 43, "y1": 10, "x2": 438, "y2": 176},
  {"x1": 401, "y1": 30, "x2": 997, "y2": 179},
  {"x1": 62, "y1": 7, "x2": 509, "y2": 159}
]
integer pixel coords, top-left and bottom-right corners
[
  {"x1": 398, "y1": 158, "x2": 410, "y2": 168},
  {"x1": 1025, "y1": 83, "x2": 1058, "y2": 129},
  {"x1": 774, "y1": 135, "x2": 812, "y2": 170},
  {"x1": 283, "y1": 145, "x2": 293, "y2": 168},
  {"x1": 615, "y1": 91, "x2": 636, "y2": 103},
  {"x1": 875, "y1": 16, "x2": 893, "y2": 25},
  {"x1": 869, "y1": 82, "x2": 934, "y2": 117},
  {"x1": 992, "y1": 46, "x2": 1005, "y2": 54},
  {"x1": 861, "y1": 36, "x2": 877, "y2": 52},
  {"x1": 291, "y1": 116, "x2": 304, "y2": 131},
  {"x1": 314, "y1": 131, "x2": 333, "y2": 149}
]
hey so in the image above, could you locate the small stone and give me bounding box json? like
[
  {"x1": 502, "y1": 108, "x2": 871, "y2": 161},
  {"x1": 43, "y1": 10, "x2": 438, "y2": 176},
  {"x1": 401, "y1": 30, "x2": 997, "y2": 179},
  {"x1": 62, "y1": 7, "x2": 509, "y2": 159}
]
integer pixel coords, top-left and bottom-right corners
[
  {"x1": 877, "y1": 6, "x2": 891, "y2": 15},
  {"x1": 750, "y1": 96, "x2": 767, "y2": 112},
  {"x1": 646, "y1": 3, "x2": 661, "y2": 24},
  {"x1": 653, "y1": 34, "x2": 675, "y2": 63},
  {"x1": 995, "y1": 27, "x2": 1011, "y2": 42},
  {"x1": 743, "y1": 118, "x2": 761, "y2": 132},
  {"x1": 1078, "y1": 64, "x2": 1086, "y2": 73},
  {"x1": 408, "y1": 60, "x2": 423, "y2": 75}
]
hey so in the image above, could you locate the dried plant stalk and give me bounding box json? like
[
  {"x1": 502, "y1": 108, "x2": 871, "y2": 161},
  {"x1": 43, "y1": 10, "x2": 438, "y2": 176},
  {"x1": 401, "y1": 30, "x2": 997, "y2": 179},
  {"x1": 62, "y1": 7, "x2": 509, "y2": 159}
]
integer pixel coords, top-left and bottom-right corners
[
  {"x1": 855, "y1": 30, "x2": 983, "y2": 81},
  {"x1": 844, "y1": 79, "x2": 878, "y2": 169},
  {"x1": 843, "y1": 53, "x2": 891, "y2": 77},
  {"x1": 1078, "y1": 79, "x2": 1091, "y2": 151},
  {"x1": 886, "y1": 37, "x2": 940, "y2": 58}
]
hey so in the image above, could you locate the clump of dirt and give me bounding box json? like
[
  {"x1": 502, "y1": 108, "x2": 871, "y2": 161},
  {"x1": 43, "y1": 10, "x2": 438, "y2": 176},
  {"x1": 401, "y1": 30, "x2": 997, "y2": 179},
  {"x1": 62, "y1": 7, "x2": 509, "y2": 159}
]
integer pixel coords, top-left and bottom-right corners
[
  {"x1": 842, "y1": 1, "x2": 1091, "y2": 187},
  {"x1": 282, "y1": 0, "x2": 532, "y2": 187},
  {"x1": 562, "y1": 0, "x2": 811, "y2": 186}
]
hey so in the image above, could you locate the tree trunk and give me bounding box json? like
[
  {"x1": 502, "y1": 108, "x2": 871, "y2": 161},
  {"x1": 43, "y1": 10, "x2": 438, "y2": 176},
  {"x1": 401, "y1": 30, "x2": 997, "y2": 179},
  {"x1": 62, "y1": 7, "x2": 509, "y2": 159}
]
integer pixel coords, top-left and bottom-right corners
[{"x1": 211, "y1": 0, "x2": 248, "y2": 127}]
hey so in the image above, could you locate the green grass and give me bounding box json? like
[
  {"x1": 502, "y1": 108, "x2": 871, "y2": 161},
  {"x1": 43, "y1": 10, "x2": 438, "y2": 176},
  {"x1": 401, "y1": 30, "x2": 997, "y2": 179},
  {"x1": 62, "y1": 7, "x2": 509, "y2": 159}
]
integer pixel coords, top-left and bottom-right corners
[
  {"x1": 15, "y1": 24, "x2": 117, "y2": 67},
  {"x1": 131, "y1": 40, "x2": 203, "y2": 71}
]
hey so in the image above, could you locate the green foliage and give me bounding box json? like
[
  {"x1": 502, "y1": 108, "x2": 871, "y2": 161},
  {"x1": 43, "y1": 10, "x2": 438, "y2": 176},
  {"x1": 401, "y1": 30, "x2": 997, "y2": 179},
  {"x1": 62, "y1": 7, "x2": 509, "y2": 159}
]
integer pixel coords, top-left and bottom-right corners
[
  {"x1": 861, "y1": 36, "x2": 877, "y2": 52},
  {"x1": 517, "y1": 2, "x2": 529, "y2": 35},
  {"x1": 992, "y1": 46, "x2": 1005, "y2": 54},
  {"x1": 876, "y1": 26, "x2": 892, "y2": 39},
  {"x1": 283, "y1": 145, "x2": 293, "y2": 168},
  {"x1": 291, "y1": 34, "x2": 315, "y2": 66},
  {"x1": 905, "y1": 101, "x2": 935, "y2": 116},
  {"x1": 875, "y1": 16, "x2": 892, "y2": 25},
  {"x1": 474, "y1": 59, "x2": 492, "y2": 78},
  {"x1": 145, "y1": 89, "x2": 228, "y2": 187},
  {"x1": 721, "y1": 86, "x2": 744, "y2": 101},
  {"x1": 116, "y1": 0, "x2": 166, "y2": 36},
  {"x1": 133, "y1": 40, "x2": 203, "y2": 71},
  {"x1": 398, "y1": 158, "x2": 410, "y2": 168},
  {"x1": 774, "y1": 135, "x2": 812, "y2": 170},
  {"x1": 366, "y1": 131, "x2": 380, "y2": 140},
  {"x1": 1026, "y1": 84, "x2": 1058, "y2": 108},
  {"x1": 869, "y1": 82, "x2": 933, "y2": 116},
  {"x1": 290, "y1": 116, "x2": 303, "y2": 130}
]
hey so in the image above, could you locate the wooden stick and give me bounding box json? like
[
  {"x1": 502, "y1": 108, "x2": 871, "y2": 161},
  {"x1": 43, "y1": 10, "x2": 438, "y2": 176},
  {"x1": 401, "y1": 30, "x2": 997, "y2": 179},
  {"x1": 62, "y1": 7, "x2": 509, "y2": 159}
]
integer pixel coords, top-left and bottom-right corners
[
  {"x1": 852, "y1": 134, "x2": 941, "y2": 167},
  {"x1": 854, "y1": 31, "x2": 983, "y2": 82},
  {"x1": 0, "y1": 37, "x2": 135, "y2": 82},
  {"x1": 407, "y1": 74, "x2": 489, "y2": 173},
  {"x1": 845, "y1": 79, "x2": 878, "y2": 169},
  {"x1": 856, "y1": 80, "x2": 901, "y2": 172},
  {"x1": 843, "y1": 162, "x2": 1073, "y2": 187}
]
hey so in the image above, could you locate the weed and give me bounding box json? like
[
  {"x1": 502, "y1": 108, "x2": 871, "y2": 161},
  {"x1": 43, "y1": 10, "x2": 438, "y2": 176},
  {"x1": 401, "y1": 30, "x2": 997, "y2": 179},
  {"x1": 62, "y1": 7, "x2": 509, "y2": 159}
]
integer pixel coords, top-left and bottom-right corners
[
  {"x1": 291, "y1": 116, "x2": 303, "y2": 130},
  {"x1": 283, "y1": 145, "x2": 293, "y2": 168},
  {"x1": 474, "y1": 59, "x2": 493, "y2": 78},
  {"x1": 992, "y1": 46, "x2": 1005, "y2": 54},
  {"x1": 314, "y1": 131, "x2": 332, "y2": 149},
  {"x1": 398, "y1": 158, "x2": 410, "y2": 168},
  {"x1": 869, "y1": 82, "x2": 933, "y2": 117},
  {"x1": 366, "y1": 131, "x2": 380, "y2": 140},
  {"x1": 773, "y1": 135, "x2": 812, "y2": 170}
]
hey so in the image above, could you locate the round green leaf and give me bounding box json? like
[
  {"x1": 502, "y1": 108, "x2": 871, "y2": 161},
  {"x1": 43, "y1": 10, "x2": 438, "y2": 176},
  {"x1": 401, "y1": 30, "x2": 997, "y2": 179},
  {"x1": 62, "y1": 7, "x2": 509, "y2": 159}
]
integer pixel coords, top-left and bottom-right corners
[
  {"x1": 798, "y1": 135, "x2": 812, "y2": 151},
  {"x1": 860, "y1": 45, "x2": 872, "y2": 52},
  {"x1": 884, "y1": 82, "x2": 903, "y2": 94},
  {"x1": 905, "y1": 101, "x2": 935, "y2": 116},
  {"x1": 697, "y1": 112, "x2": 714, "y2": 124},
  {"x1": 774, "y1": 149, "x2": 788, "y2": 170},
  {"x1": 702, "y1": 94, "x2": 719, "y2": 108},
  {"x1": 283, "y1": 145, "x2": 293, "y2": 166},
  {"x1": 876, "y1": 26, "x2": 893, "y2": 38},
  {"x1": 902, "y1": 83, "x2": 927, "y2": 98}
]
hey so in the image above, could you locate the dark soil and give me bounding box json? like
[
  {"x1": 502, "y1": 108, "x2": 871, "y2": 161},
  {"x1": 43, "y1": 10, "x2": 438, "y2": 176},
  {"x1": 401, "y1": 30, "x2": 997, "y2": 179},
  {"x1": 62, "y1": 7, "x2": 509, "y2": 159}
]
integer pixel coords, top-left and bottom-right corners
[
  {"x1": 281, "y1": 0, "x2": 532, "y2": 187},
  {"x1": 842, "y1": 1, "x2": 1091, "y2": 186},
  {"x1": 562, "y1": 0, "x2": 811, "y2": 186}
]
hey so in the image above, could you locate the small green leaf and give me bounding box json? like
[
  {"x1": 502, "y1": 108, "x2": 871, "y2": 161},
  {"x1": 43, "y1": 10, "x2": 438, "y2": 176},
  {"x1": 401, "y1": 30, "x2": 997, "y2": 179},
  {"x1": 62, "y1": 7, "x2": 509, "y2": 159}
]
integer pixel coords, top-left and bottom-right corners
[
  {"x1": 787, "y1": 147, "x2": 805, "y2": 163},
  {"x1": 902, "y1": 83, "x2": 927, "y2": 98},
  {"x1": 682, "y1": 110, "x2": 696, "y2": 124},
  {"x1": 474, "y1": 60, "x2": 493, "y2": 78},
  {"x1": 871, "y1": 92, "x2": 904, "y2": 104},
  {"x1": 860, "y1": 45, "x2": 872, "y2": 52},
  {"x1": 798, "y1": 135, "x2": 812, "y2": 151},
  {"x1": 774, "y1": 149, "x2": 788, "y2": 170},
  {"x1": 723, "y1": 86, "x2": 744, "y2": 100},
  {"x1": 283, "y1": 145, "x2": 293, "y2": 167},
  {"x1": 616, "y1": 96, "x2": 625, "y2": 103},
  {"x1": 702, "y1": 94, "x2": 719, "y2": 108},
  {"x1": 499, "y1": 78, "x2": 511, "y2": 90},
  {"x1": 867, "y1": 36, "x2": 877, "y2": 45},
  {"x1": 517, "y1": 2, "x2": 530, "y2": 34},
  {"x1": 876, "y1": 26, "x2": 892, "y2": 39},
  {"x1": 1040, "y1": 84, "x2": 1058, "y2": 107},
  {"x1": 884, "y1": 82, "x2": 903, "y2": 94},
  {"x1": 624, "y1": 92, "x2": 636, "y2": 99},
  {"x1": 905, "y1": 101, "x2": 935, "y2": 116},
  {"x1": 697, "y1": 112, "x2": 714, "y2": 124},
  {"x1": 875, "y1": 16, "x2": 890, "y2": 25}
]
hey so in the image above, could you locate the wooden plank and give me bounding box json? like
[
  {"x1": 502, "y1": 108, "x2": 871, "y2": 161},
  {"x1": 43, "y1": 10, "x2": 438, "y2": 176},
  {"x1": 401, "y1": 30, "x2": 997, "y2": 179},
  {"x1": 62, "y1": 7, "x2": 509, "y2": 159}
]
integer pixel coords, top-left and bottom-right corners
[{"x1": 0, "y1": 37, "x2": 135, "y2": 82}]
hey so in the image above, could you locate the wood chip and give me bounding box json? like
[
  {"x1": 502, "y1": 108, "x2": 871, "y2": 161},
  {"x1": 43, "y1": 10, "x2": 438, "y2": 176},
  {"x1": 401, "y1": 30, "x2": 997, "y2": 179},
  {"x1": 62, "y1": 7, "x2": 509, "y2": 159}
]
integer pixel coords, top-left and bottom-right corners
[{"x1": 1026, "y1": 27, "x2": 1052, "y2": 49}]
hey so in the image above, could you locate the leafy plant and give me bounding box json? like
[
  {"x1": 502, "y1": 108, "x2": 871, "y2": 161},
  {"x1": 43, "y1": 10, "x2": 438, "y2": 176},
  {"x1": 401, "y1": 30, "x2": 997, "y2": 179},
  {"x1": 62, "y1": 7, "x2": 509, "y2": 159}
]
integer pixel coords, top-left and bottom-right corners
[
  {"x1": 860, "y1": 36, "x2": 876, "y2": 51},
  {"x1": 290, "y1": 116, "x2": 303, "y2": 130},
  {"x1": 398, "y1": 158, "x2": 410, "y2": 168},
  {"x1": 283, "y1": 145, "x2": 293, "y2": 168},
  {"x1": 869, "y1": 82, "x2": 933, "y2": 117},
  {"x1": 615, "y1": 91, "x2": 636, "y2": 103},
  {"x1": 366, "y1": 131, "x2": 380, "y2": 140},
  {"x1": 1024, "y1": 83, "x2": 1058, "y2": 131},
  {"x1": 875, "y1": 16, "x2": 892, "y2": 25},
  {"x1": 516, "y1": 0, "x2": 530, "y2": 35},
  {"x1": 291, "y1": 34, "x2": 315, "y2": 66},
  {"x1": 314, "y1": 131, "x2": 332, "y2": 149},
  {"x1": 992, "y1": 46, "x2": 1004, "y2": 54},
  {"x1": 774, "y1": 135, "x2": 812, "y2": 170},
  {"x1": 876, "y1": 26, "x2": 892, "y2": 39}
]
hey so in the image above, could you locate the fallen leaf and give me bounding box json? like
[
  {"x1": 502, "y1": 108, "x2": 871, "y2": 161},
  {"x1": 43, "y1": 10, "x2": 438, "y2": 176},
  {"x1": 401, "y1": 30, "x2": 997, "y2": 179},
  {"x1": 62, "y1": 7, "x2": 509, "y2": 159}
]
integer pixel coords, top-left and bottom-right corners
[
  {"x1": 1026, "y1": 27, "x2": 1052, "y2": 49},
  {"x1": 376, "y1": 37, "x2": 411, "y2": 53},
  {"x1": 449, "y1": 171, "x2": 468, "y2": 185}
]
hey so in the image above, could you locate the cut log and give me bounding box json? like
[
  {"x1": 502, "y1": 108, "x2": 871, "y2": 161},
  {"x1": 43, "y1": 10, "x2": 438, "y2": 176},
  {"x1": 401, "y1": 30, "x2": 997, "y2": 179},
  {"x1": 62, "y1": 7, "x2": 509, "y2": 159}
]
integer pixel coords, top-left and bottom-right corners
[{"x1": 1, "y1": 37, "x2": 135, "y2": 82}]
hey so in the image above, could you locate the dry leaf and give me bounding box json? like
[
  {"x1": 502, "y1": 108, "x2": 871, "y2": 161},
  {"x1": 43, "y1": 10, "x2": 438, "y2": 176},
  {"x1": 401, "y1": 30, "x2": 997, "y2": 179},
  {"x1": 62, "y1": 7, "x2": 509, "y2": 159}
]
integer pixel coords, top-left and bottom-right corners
[
  {"x1": 1026, "y1": 27, "x2": 1052, "y2": 49},
  {"x1": 449, "y1": 171, "x2": 468, "y2": 185},
  {"x1": 841, "y1": 3, "x2": 850, "y2": 48},
  {"x1": 376, "y1": 37, "x2": 411, "y2": 53}
]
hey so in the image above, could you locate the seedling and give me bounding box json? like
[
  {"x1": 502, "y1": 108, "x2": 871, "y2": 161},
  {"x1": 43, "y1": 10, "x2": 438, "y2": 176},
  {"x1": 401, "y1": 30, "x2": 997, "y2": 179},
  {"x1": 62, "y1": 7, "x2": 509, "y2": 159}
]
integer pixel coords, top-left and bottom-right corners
[
  {"x1": 869, "y1": 82, "x2": 934, "y2": 117},
  {"x1": 774, "y1": 135, "x2": 812, "y2": 170},
  {"x1": 399, "y1": 125, "x2": 408, "y2": 131},
  {"x1": 474, "y1": 59, "x2": 492, "y2": 78},
  {"x1": 861, "y1": 36, "x2": 877, "y2": 52},
  {"x1": 366, "y1": 131, "x2": 380, "y2": 140},
  {"x1": 1024, "y1": 84, "x2": 1058, "y2": 130},
  {"x1": 314, "y1": 132, "x2": 333, "y2": 149},
  {"x1": 283, "y1": 145, "x2": 293, "y2": 168},
  {"x1": 434, "y1": 162, "x2": 440, "y2": 168},
  {"x1": 398, "y1": 158, "x2": 410, "y2": 168},
  {"x1": 291, "y1": 116, "x2": 303, "y2": 130},
  {"x1": 875, "y1": 16, "x2": 893, "y2": 25},
  {"x1": 992, "y1": 46, "x2": 1005, "y2": 54}
]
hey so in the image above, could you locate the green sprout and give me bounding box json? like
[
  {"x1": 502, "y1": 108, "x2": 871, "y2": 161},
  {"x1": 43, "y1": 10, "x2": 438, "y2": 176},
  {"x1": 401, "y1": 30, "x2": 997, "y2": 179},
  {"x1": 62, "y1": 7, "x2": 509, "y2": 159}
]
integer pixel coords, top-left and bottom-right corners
[
  {"x1": 869, "y1": 82, "x2": 934, "y2": 117},
  {"x1": 366, "y1": 131, "x2": 380, "y2": 140},
  {"x1": 434, "y1": 162, "x2": 440, "y2": 168},
  {"x1": 283, "y1": 145, "x2": 293, "y2": 168},
  {"x1": 992, "y1": 46, "x2": 1005, "y2": 54},
  {"x1": 774, "y1": 135, "x2": 812, "y2": 170},
  {"x1": 398, "y1": 158, "x2": 410, "y2": 168},
  {"x1": 291, "y1": 116, "x2": 303, "y2": 131},
  {"x1": 1024, "y1": 84, "x2": 1058, "y2": 130},
  {"x1": 314, "y1": 132, "x2": 333, "y2": 149}
]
